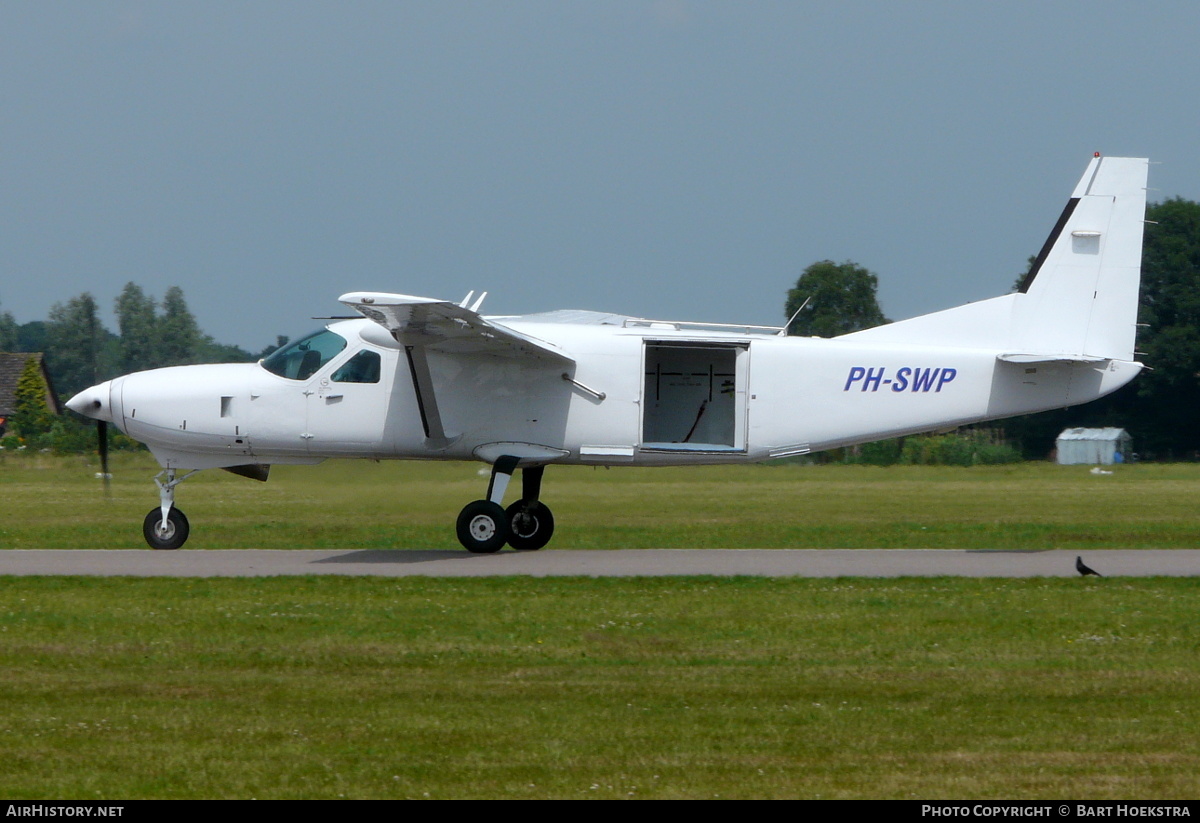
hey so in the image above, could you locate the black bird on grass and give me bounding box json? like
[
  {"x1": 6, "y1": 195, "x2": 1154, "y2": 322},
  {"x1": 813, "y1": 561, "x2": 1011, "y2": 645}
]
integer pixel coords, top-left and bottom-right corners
[{"x1": 1076, "y1": 556, "x2": 1103, "y2": 577}]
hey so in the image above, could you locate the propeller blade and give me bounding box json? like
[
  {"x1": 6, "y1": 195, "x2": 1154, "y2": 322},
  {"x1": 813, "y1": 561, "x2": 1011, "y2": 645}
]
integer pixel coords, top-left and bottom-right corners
[{"x1": 98, "y1": 419, "x2": 111, "y2": 494}]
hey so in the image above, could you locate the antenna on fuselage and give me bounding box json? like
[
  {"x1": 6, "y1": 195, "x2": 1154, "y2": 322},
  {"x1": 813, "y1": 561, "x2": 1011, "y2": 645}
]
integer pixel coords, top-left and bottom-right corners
[{"x1": 779, "y1": 296, "x2": 811, "y2": 337}]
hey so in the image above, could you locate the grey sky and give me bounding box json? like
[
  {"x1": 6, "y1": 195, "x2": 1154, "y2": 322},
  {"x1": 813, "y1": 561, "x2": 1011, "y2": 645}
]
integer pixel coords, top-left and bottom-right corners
[{"x1": 3, "y1": 1, "x2": 1198, "y2": 351}]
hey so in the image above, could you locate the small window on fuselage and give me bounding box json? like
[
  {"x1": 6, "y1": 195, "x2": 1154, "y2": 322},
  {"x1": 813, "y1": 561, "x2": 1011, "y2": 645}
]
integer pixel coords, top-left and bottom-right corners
[
  {"x1": 260, "y1": 329, "x2": 348, "y2": 380},
  {"x1": 332, "y1": 350, "x2": 381, "y2": 383}
]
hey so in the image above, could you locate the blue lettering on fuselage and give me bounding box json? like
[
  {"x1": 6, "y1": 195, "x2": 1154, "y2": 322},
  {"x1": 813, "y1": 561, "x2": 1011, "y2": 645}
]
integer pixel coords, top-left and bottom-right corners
[{"x1": 843, "y1": 367, "x2": 957, "y2": 393}]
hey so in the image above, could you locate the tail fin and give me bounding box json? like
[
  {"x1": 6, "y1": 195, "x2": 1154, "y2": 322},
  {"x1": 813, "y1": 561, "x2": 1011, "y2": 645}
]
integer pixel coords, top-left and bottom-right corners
[
  {"x1": 1011, "y1": 155, "x2": 1148, "y2": 361},
  {"x1": 839, "y1": 156, "x2": 1148, "y2": 361}
]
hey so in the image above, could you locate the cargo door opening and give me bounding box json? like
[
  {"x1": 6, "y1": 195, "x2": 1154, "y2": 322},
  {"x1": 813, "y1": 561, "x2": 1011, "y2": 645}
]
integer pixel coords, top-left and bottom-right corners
[{"x1": 641, "y1": 342, "x2": 746, "y2": 452}]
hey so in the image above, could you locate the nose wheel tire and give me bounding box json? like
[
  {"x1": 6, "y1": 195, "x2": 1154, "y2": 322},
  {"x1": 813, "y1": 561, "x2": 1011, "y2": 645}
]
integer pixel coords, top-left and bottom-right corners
[
  {"x1": 456, "y1": 500, "x2": 508, "y2": 553},
  {"x1": 505, "y1": 501, "x2": 554, "y2": 551},
  {"x1": 143, "y1": 507, "x2": 190, "y2": 550}
]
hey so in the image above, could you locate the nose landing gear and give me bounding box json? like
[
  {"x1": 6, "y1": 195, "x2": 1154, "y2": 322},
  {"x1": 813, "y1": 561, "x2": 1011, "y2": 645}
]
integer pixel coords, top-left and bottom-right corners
[
  {"x1": 142, "y1": 469, "x2": 199, "y2": 550},
  {"x1": 455, "y1": 458, "x2": 554, "y2": 553}
]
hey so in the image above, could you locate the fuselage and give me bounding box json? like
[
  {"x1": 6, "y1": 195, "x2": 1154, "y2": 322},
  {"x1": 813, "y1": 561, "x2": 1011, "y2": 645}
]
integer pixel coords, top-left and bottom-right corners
[{"x1": 69, "y1": 313, "x2": 1141, "y2": 473}]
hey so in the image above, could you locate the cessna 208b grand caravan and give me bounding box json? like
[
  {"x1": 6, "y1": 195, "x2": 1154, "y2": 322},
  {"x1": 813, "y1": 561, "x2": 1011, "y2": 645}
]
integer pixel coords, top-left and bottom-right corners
[{"x1": 68, "y1": 155, "x2": 1149, "y2": 552}]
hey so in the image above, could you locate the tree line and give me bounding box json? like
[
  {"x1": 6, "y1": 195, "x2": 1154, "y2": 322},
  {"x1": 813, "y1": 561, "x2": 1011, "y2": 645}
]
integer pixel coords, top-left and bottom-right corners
[
  {"x1": 1, "y1": 284, "x2": 286, "y2": 452},
  {"x1": 5, "y1": 195, "x2": 1200, "y2": 459},
  {"x1": 785, "y1": 198, "x2": 1200, "y2": 460},
  {"x1": 1, "y1": 283, "x2": 283, "y2": 401}
]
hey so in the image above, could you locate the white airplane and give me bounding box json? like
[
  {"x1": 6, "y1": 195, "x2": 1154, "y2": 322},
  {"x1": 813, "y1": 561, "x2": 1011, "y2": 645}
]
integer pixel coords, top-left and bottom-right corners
[{"x1": 67, "y1": 155, "x2": 1149, "y2": 552}]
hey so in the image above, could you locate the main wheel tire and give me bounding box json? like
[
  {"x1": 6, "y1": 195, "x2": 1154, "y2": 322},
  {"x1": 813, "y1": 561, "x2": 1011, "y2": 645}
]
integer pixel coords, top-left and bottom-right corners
[
  {"x1": 142, "y1": 507, "x2": 190, "y2": 550},
  {"x1": 456, "y1": 500, "x2": 508, "y2": 553},
  {"x1": 505, "y1": 501, "x2": 554, "y2": 551}
]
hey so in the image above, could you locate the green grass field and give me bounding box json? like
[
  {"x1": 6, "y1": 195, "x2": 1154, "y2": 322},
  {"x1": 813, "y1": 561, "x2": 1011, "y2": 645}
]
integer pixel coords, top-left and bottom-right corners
[
  {"x1": 3, "y1": 453, "x2": 1200, "y2": 549},
  {"x1": 2, "y1": 455, "x2": 1199, "y2": 798},
  {"x1": 0, "y1": 576, "x2": 1197, "y2": 799}
]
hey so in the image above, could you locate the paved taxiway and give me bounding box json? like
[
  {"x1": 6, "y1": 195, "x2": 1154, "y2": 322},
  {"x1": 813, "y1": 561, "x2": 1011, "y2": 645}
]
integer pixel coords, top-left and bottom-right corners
[{"x1": 3, "y1": 549, "x2": 1200, "y2": 577}]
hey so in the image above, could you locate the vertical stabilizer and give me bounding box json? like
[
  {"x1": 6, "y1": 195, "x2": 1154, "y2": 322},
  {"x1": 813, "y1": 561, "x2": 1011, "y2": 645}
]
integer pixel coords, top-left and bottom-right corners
[{"x1": 1011, "y1": 156, "x2": 1148, "y2": 361}]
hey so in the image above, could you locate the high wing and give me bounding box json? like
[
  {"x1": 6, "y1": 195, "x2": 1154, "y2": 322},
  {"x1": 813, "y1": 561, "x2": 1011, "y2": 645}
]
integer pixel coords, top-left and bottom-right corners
[{"x1": 339, "y1": 291, "x2": 574, "y2": 364}]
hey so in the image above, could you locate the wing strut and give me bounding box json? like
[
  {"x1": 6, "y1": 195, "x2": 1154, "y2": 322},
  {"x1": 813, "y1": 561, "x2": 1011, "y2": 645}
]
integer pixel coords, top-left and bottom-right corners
[{"x1": 404, "y1": 345, "x2": 454, "y2": 448}]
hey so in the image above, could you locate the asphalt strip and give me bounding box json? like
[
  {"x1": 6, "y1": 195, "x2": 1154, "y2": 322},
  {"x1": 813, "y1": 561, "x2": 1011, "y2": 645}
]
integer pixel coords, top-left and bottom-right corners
[{"x1": 3, "y1": 549, "x2": 1200, "y2": 578}]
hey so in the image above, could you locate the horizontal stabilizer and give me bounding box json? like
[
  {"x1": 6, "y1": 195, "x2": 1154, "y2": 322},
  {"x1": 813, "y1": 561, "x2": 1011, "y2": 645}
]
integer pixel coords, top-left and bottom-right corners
[{"x1": 997, "y1": 353, "x2": 1109, "y2": 365}]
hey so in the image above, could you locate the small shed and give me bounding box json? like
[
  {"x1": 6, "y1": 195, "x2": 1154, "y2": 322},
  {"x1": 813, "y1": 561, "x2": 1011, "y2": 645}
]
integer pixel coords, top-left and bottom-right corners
[{"x1": 1055, "y1": 427, "x2": 1132, "y2": 465}]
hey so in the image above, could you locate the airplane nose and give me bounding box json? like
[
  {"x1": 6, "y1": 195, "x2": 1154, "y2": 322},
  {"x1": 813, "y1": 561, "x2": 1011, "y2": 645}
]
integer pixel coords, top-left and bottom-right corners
[{"x1": 65, "y1": 381, "x2": 115, "y2": 423}]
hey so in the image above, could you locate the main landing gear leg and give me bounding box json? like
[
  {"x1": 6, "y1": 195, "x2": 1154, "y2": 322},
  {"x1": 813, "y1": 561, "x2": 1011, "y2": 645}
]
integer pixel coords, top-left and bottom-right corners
[
  {"x1": 455, "y1": 457, "x2": 555, "y2": 553},
  {"x1": 505, "y1": 465, "x2": 555, "y2": 551},
  {"x1": 142, "y1": 469, "x2": 198, "y2": 550}
]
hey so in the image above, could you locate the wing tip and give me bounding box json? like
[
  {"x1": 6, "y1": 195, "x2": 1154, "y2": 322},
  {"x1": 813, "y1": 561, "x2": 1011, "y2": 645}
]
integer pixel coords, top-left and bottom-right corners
[{"x1": 339, "y1": 291, "x2": 444, "y2": 307}]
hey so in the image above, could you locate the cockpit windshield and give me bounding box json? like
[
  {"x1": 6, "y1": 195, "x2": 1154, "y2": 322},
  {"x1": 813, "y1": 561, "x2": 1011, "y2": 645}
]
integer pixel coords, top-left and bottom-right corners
[{"x1": 260, "y1": 329, "x2": 348, "y2": 380}]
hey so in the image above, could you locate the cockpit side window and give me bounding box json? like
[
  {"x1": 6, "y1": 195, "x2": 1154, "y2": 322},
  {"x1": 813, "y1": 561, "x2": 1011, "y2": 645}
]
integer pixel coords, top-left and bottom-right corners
[
  {"x1": 332, "y1": 350, "x2": 382, "y2": 383},
  {"x1": 260, "y1": 329, "x2": 348, "y2": 380}
]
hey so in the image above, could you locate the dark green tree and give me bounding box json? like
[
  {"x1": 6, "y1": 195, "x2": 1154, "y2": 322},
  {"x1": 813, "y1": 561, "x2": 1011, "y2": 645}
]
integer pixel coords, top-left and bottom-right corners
[
  {"x1": 114, "y1": 282, "x2": 160, "y2": 373},
  {"x1": 16, "y1": 320, "x2": 46, "y2": 353},
  {"x1": 157, "y1": 286, "x2": 201, "y2": 367},
  {"x1": 46, "y1": 293, "x2": 112, "y2": 398},
  {"x1": 1124, "y1": 198, "x2": 1200, "y2": 457},
  {"x1": 784, "y1": 260, "x2": 889, "y2": 337},
  {"x1": 194, "y1": 336, "x2": 256, "y2": 364},
  {"x1": 0, "y1": 301, "x2": 17, "y2": 351}
]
